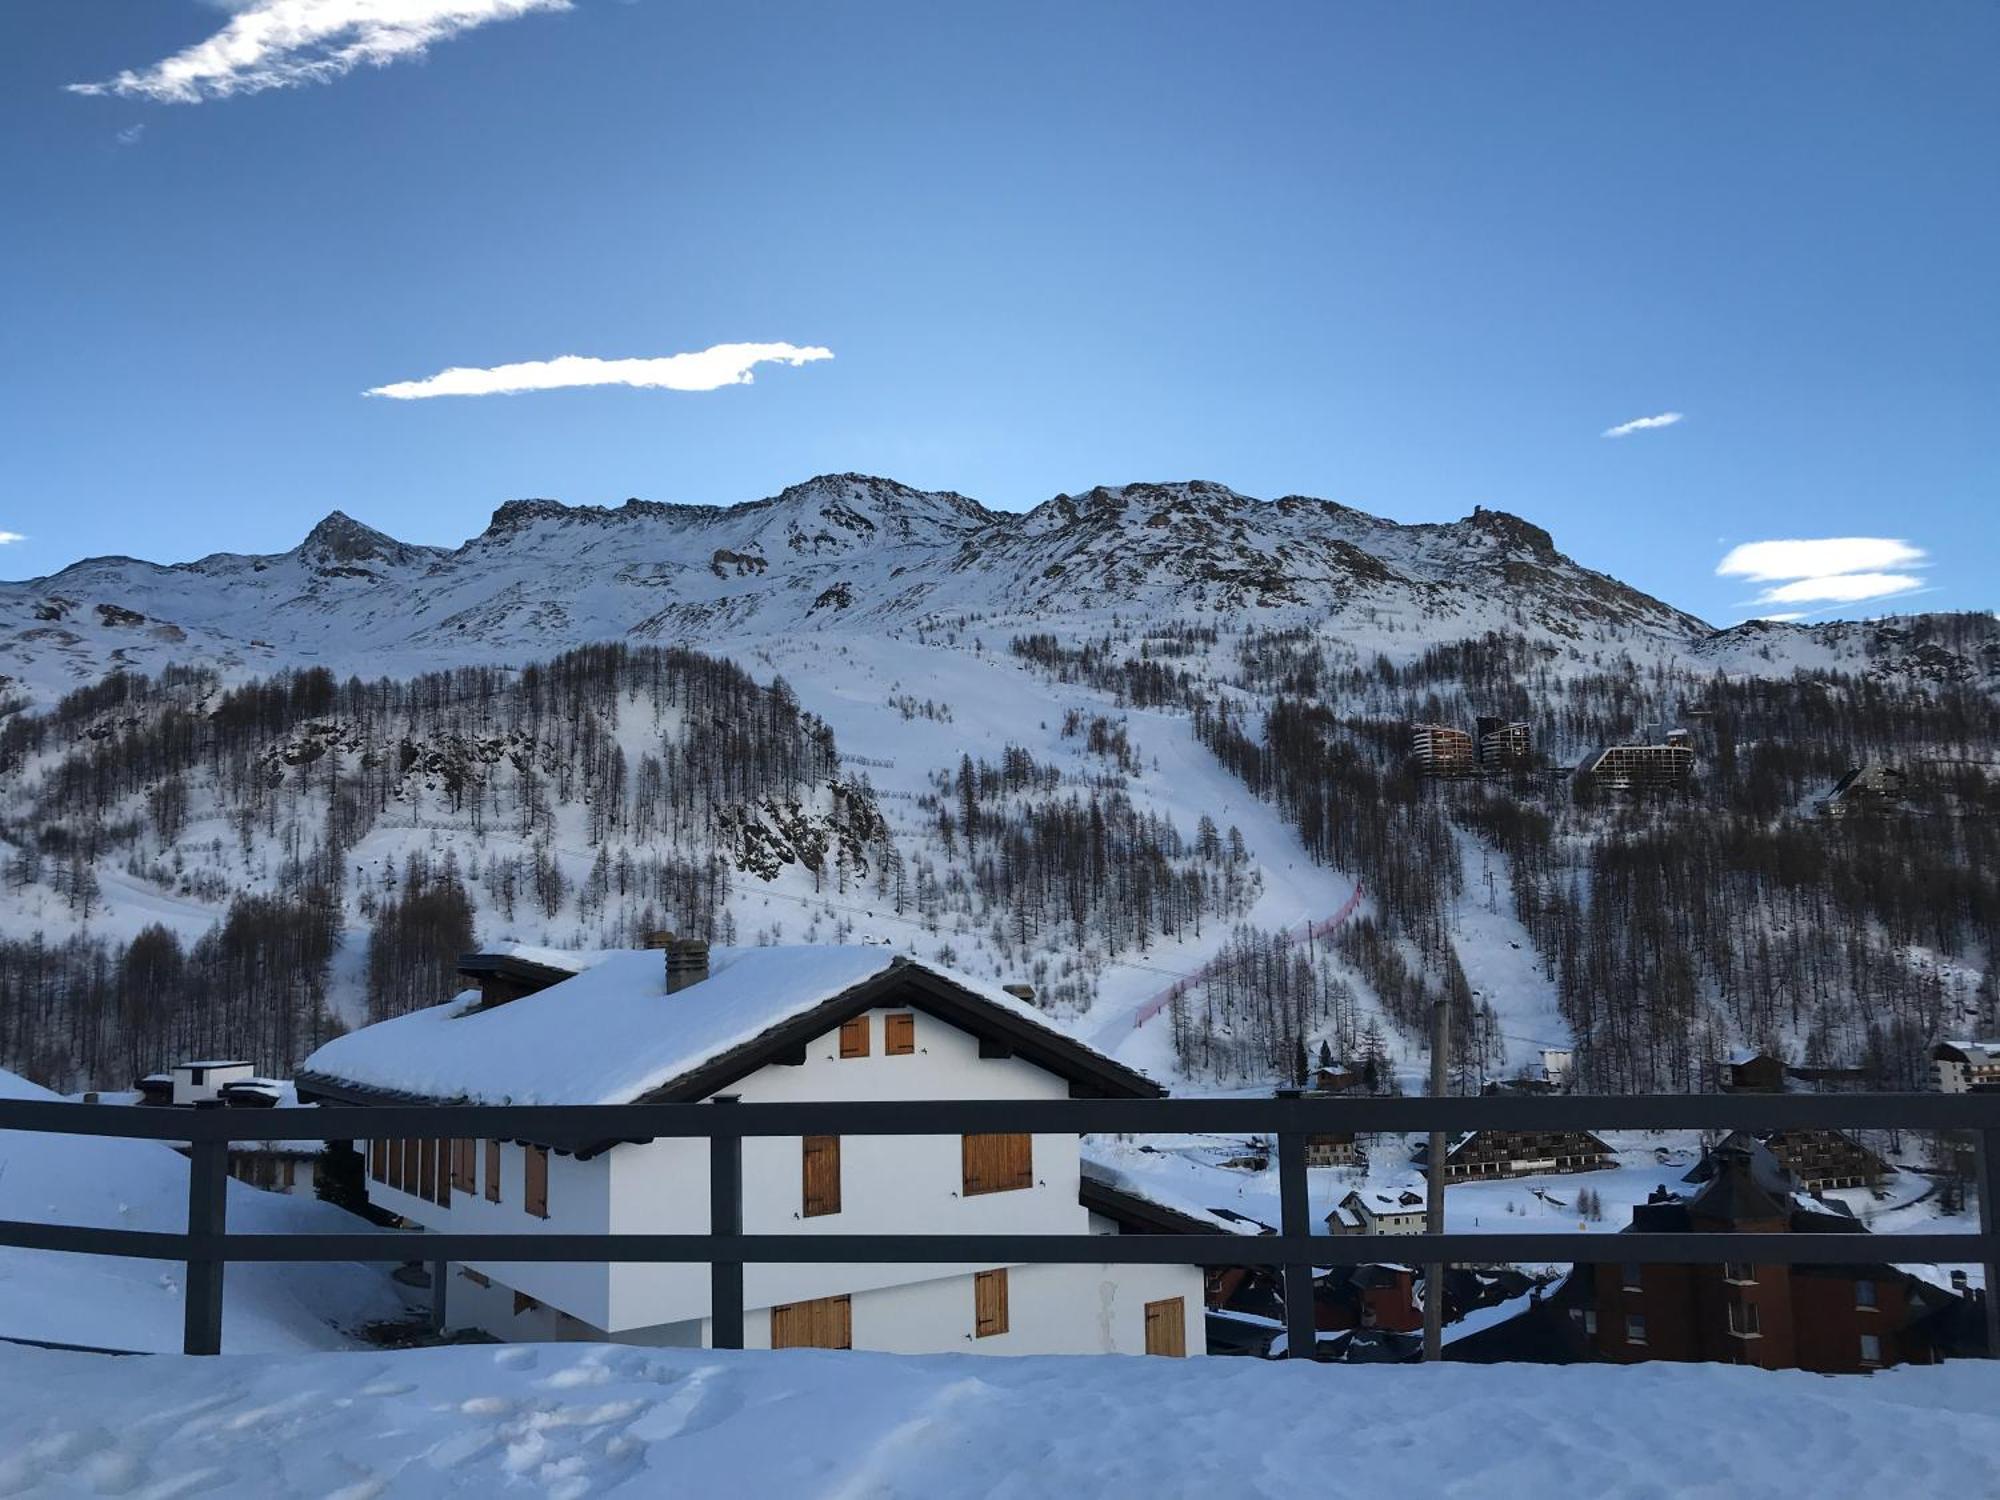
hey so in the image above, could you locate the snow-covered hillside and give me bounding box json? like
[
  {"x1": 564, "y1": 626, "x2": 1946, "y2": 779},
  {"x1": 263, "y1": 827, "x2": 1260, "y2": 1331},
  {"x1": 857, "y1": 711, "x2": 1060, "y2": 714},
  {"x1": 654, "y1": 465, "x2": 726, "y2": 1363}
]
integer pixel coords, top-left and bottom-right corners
[{"x1": 0, "y1": 1068, "x2": 401, "y2": 1352}]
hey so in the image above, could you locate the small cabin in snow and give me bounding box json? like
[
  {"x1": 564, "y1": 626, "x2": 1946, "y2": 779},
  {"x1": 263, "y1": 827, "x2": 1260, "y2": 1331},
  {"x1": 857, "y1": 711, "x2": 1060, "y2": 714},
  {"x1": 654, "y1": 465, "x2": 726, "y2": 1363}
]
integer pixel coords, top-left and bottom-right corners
[{"x1": 297, "y1": 941, "x2": 1206, "y2": 1358}]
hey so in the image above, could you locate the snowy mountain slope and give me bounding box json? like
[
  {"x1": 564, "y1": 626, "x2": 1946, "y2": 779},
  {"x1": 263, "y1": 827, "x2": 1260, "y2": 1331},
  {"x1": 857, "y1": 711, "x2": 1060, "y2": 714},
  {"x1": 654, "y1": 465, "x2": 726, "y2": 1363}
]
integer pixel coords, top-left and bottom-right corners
[
  {"x1": 0, "y1": 1068, "x2": 402, "y2": 1352},
  {"x1": 0, "y1": 474, "x2": 1716, "y2": 706}
]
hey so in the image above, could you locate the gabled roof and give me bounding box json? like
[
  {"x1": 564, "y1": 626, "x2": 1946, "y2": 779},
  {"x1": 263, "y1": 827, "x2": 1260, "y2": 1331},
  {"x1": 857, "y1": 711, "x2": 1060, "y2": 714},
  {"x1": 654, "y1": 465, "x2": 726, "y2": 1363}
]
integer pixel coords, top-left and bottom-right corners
[{"x1": 296, "y1": 945, "x2": 1161, "y2": 1113}]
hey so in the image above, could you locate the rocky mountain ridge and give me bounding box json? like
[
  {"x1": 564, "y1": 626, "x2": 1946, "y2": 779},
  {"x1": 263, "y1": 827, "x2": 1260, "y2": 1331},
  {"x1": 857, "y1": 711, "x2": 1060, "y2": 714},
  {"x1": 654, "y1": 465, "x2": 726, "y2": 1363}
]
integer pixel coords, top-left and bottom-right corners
[{"x1": 1, "y1": 473, "x2": 1986, "y2": 706}]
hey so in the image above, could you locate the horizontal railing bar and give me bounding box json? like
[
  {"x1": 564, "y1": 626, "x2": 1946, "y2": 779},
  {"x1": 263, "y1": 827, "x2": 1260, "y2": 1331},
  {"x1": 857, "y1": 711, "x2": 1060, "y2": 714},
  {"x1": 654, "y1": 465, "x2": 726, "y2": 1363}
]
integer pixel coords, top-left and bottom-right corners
[
  {"x1": 0, "y1": 1219, "x2": 1983, "y2": 1267},
  {"x1": 3, "y1": 1092, "x2": 1994, "y2": 1143}
]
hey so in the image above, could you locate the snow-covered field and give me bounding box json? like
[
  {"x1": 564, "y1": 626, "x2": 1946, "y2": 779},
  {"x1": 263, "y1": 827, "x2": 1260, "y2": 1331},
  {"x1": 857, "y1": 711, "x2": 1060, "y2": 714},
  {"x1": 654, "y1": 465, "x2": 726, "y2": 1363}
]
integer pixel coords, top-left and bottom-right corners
[
  {"x1": 1, "y1": 1340, "x2": 1996, "y2": 1499},
  {"x1": 0, "y1": 1069, "x2": 403, "y2": 1353}
]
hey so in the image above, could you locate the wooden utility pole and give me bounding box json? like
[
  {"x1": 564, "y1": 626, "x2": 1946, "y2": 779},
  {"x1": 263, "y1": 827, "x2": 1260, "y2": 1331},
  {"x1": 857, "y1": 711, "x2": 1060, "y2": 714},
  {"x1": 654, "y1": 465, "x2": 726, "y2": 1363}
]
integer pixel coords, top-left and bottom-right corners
[{"x1": 1423, "y1": 996, "x2": 1449, "y2": 1362}]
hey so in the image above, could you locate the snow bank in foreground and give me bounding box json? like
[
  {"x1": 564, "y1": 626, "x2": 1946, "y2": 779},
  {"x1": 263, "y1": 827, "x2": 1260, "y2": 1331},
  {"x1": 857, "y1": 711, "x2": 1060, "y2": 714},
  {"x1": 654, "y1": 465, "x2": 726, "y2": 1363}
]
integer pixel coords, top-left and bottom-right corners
[{"x1": 1, "y1": 1343, "x2": 1994, "y2": 1499}]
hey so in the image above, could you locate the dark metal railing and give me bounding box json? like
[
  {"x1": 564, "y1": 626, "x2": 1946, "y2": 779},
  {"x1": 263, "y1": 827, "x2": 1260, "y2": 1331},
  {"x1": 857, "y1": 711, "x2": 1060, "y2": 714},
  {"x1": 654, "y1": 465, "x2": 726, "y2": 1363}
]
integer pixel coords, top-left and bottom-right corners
[{"x1": 0, "y1": 1091, "x2": 1994, "y2": 1359}]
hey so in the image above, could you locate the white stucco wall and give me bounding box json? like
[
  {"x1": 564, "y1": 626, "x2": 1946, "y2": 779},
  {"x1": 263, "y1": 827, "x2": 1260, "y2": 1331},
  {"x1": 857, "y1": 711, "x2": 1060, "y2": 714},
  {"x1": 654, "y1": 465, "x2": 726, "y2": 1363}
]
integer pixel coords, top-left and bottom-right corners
[
  {"x1": 367, "y1": 1139, "x2": 615, "y2": 1332},
  {"x1": 604, "y1": 1004, "x2": 1088, "y2": 1332}
]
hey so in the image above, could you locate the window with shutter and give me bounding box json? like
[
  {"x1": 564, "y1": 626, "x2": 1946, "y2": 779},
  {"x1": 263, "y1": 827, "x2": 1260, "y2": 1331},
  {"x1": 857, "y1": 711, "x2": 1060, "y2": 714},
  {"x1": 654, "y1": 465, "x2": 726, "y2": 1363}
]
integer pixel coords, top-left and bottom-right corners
[
  {"x1": 885, "y1": 1013, "x2": 916, "y2": 1055},
  {"x1": 1144, "y1": 1297, "x2": 1186, "y2": 1357},
  {"x1": 771, "y1": 1294, "x2": 852, "y2": 1349},
  {"x1": 485, "y1": 1139, "x2": 502, "y2": 1203},
  {"x1": 961, "y1": 1133, "x2": 1033, "y2": 1195},
  {"x1": 802, "y1": 1135, "x2": 842, "y2": 1217},
  {"x1": 839, "y1": 1016, "x2": 870, "y2": 1058},
  {"x1": 974, "y1": 1269, "x2": 1009, "y2": 1338},
  {"x1": 525, "y1": 1145, "x2": 549, "y2": 1218}
]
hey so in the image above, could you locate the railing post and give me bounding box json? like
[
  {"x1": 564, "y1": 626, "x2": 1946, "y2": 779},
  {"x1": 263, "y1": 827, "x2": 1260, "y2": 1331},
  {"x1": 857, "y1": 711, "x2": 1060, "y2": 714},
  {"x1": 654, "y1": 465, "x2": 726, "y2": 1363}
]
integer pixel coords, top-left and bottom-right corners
[
  {"x1": 1977, "y1": 1124, "x2": 1999, "y2": 1361},
  {"x1": 1276, "y1": 1095, "x2": 1316, "y2": 1360},
  {"x1": 183, "y1": 1107, "x2": 229, "y2": 1356},
  {"x1": 430, "y1": 1258, "x2": 449, "y2": 1337},
  {"x1": 710, "y1": 1095, "x2": 745, "y2": 1350}
]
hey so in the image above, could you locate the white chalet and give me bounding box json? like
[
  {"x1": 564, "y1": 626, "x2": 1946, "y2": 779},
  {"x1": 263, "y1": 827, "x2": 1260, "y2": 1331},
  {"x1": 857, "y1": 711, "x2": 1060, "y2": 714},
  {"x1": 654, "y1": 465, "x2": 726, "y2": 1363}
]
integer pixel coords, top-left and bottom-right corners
[
  {"x1": 1326, "y1": 1187, "x2": 1427, "y2": 1237},
  {"x1": 297, "y1": 942, "x2": 1206, "y2": 1357},
  {"x1": 1933, "y1": 1041, "x2": 2000, "y2": 1094}
]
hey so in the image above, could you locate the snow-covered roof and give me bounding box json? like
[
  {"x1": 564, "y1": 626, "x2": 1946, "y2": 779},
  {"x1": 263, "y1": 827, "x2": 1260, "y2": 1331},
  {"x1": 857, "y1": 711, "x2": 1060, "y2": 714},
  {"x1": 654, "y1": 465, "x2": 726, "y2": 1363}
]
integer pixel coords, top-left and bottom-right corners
[
  {"x1": 1079, "y1": 1154, "x2": 1263, "y2": 1235},
  {"x1": 299, "y1": 945, "x2": 1154, "y2": 1108}
]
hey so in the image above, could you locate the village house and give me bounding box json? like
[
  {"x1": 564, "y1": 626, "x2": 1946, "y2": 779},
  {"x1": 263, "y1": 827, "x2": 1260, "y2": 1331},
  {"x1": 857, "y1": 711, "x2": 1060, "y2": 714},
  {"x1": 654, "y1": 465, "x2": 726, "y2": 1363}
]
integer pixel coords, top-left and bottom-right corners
[
  {"x1": 1816, "y1": 765, "x2": 1908, "y2": 818},
  {"x1": 1413, "y1": 1128, "x2": 1615, "y2": 1182},
  {"x1": 296, "y1": 940, "x2": 1207, "y2": 1357},
  {"x1": 1717, "y1": 1049, "x2": 1787, "y2": 1094},
  {"x1": 1933, "y1": 1041, "x2": 2000, "y2": 1094},
  {"x1": 1591, "y1": 1140, "x2": 1927, "y2": 1373},
  {"x1": 1725, "y1": 1128, "x2": 1891, "y2": 1192},
  {"x1": 1575, "y1": 736, "x2": 1695, "y2": 790},
  {"x1": 126, "y1": 1061, "x2": 326, "y2": 1196},
  {"x1": 1410, "y1": 723, "x2": 1476, "y2": 777},
  {"x1": 1304, "y1": 1131, "x2": 1361, "y2": 1168},
  {"x1": 1474, "y1": 716, "x2": 1533, "y2": 770},
  {"x1": 1326, "y1": 1187, "x2": 1427, "y2": 1236}
]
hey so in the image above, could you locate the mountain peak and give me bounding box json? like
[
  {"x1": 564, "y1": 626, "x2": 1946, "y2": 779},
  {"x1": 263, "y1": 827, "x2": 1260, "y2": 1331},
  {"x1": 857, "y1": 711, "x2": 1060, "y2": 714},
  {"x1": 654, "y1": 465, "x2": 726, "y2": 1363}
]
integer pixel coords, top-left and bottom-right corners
[
  {"x1": 1459, "y1": 506, "x2": 1557, "y2": 560},
  {"x1": 299, "y1": 510, "x2": 404, "y2": 561}
]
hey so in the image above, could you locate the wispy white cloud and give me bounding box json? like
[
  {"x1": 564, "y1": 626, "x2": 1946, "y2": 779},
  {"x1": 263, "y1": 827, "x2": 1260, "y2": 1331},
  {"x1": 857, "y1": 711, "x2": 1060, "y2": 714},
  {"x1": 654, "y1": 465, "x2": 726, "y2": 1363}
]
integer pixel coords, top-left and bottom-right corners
[
  {"x1": 1747, "y1": 612, "x2": 1806, "y2": 623},
  {"x1": 1715, "y1": 535, "x2": 1930, "y2": 611},
  {"x1": 365, "y1": 343, "x2": 835, "y2": 399},
  {"x1": 115, "y1": 123, "x2": 147, "y2": 146},
  {"x1": 68, "y1": 0, "x2": 569, "y2": 104},
  {"x1": 1716, "y1": 537, "x2": 1926, "y2": 583},
  {"x1": 1754, "y1": 572, "x2": 1926, "y2": 606},
  {"x1": 1602, "y1": 411, "x2": 1683, "y2": 439},
  {"x1": 0, "y1": 531, "x2": 26, "y2": 545}
]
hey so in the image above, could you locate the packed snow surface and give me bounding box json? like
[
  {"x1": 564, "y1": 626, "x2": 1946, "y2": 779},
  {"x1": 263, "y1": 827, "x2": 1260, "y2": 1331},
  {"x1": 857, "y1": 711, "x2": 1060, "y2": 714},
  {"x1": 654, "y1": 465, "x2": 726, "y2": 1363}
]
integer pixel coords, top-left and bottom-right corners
[
  {"x1": 0, "y1": 1069, "x2": 401, "y2": 1352},
  {"x1": 1, "y1": 1341, "x2": 1996, "y2": 1498},
  {"x1": 300, "y1": 946, "x2": 1143, "y2": 1106}
]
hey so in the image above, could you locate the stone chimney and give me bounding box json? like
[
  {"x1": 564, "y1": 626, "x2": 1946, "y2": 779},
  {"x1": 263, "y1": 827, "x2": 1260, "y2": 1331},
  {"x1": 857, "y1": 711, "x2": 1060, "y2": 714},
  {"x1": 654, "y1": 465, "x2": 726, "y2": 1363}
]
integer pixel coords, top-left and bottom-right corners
[
  {"x1": 1001, "y1": 983, "x2": 1035, "y2": 1004},
  {"x1": 665, "y1": 938, "x2": 710, "y2": 993},
  {"x1": 641, "y1": 930, "x2": 676, "y2": 950},
  {"x1": 1951, "y1": 1269, "x2": 1970, "y2": 1293}
]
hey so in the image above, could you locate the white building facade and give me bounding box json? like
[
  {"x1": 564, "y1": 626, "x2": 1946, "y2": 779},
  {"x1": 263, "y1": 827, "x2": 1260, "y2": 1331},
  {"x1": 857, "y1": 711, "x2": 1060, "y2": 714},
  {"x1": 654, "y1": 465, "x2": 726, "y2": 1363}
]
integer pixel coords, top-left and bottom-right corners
[{"x1": 301, "y1": 946, "x2": 1206, "y2": 1357}]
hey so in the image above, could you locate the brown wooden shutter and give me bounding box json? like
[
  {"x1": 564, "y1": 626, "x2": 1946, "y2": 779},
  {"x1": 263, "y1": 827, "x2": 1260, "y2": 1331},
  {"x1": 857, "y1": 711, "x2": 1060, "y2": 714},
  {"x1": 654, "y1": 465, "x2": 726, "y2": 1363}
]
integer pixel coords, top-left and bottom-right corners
[
  {"x1": 771, "y1": 1294, "x2": 852, "y2": 1349},
  {"x1": 885, "y1": 1013, "x2": 916, "y2": 1055},
  {"x1": 368, "y1": 1138, "x2": 386, "y2": 1183},
  {"x1": 962, "y1": 1133, "x2": 1033, "y2": 1195},
  {"x1": 449, "y1": 1139, "x2": 472, "y2": 1193},
  {"x1": 802, "y1": 1135, "x2": 842, "y2": 1217},
  {"x1": 485, "y1": 1139, "x2": 502, "y2": 1203},
  {"x1": 525, "y1": 1145, "x2": 549, "y2": 1218},
  {"x1": 389, "y1": 1138, "x2": 406, "y2": 1191},
  {"x1": 1144, "y1": 1296, "x2": 1187, "y2": 1357},
  {"x1": 839, "y1": 1016, "x2": 870, "y2": 1058},
  {"x1": 974, "y1": 1269, "x2": 1009, "y2": 1338}
]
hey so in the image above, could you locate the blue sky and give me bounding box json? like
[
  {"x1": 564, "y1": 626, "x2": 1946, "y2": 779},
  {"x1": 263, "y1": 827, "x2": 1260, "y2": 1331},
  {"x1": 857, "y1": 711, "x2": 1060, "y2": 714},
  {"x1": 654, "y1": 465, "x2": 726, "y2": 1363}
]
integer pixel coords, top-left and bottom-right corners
[{"x1": 2, "y1": 1, "x2": 1993, "y2": 625}]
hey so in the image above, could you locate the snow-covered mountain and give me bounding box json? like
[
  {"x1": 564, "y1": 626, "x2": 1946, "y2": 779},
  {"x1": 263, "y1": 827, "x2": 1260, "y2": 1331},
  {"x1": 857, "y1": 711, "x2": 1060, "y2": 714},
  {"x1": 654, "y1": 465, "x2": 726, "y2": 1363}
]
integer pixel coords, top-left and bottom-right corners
[
  {"x1": 0, "y1": 475, "x2": 1723, "y2": 703},
  {"x1": 1, "y1": 474, "x2": 1992, "y2": 1102}
]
